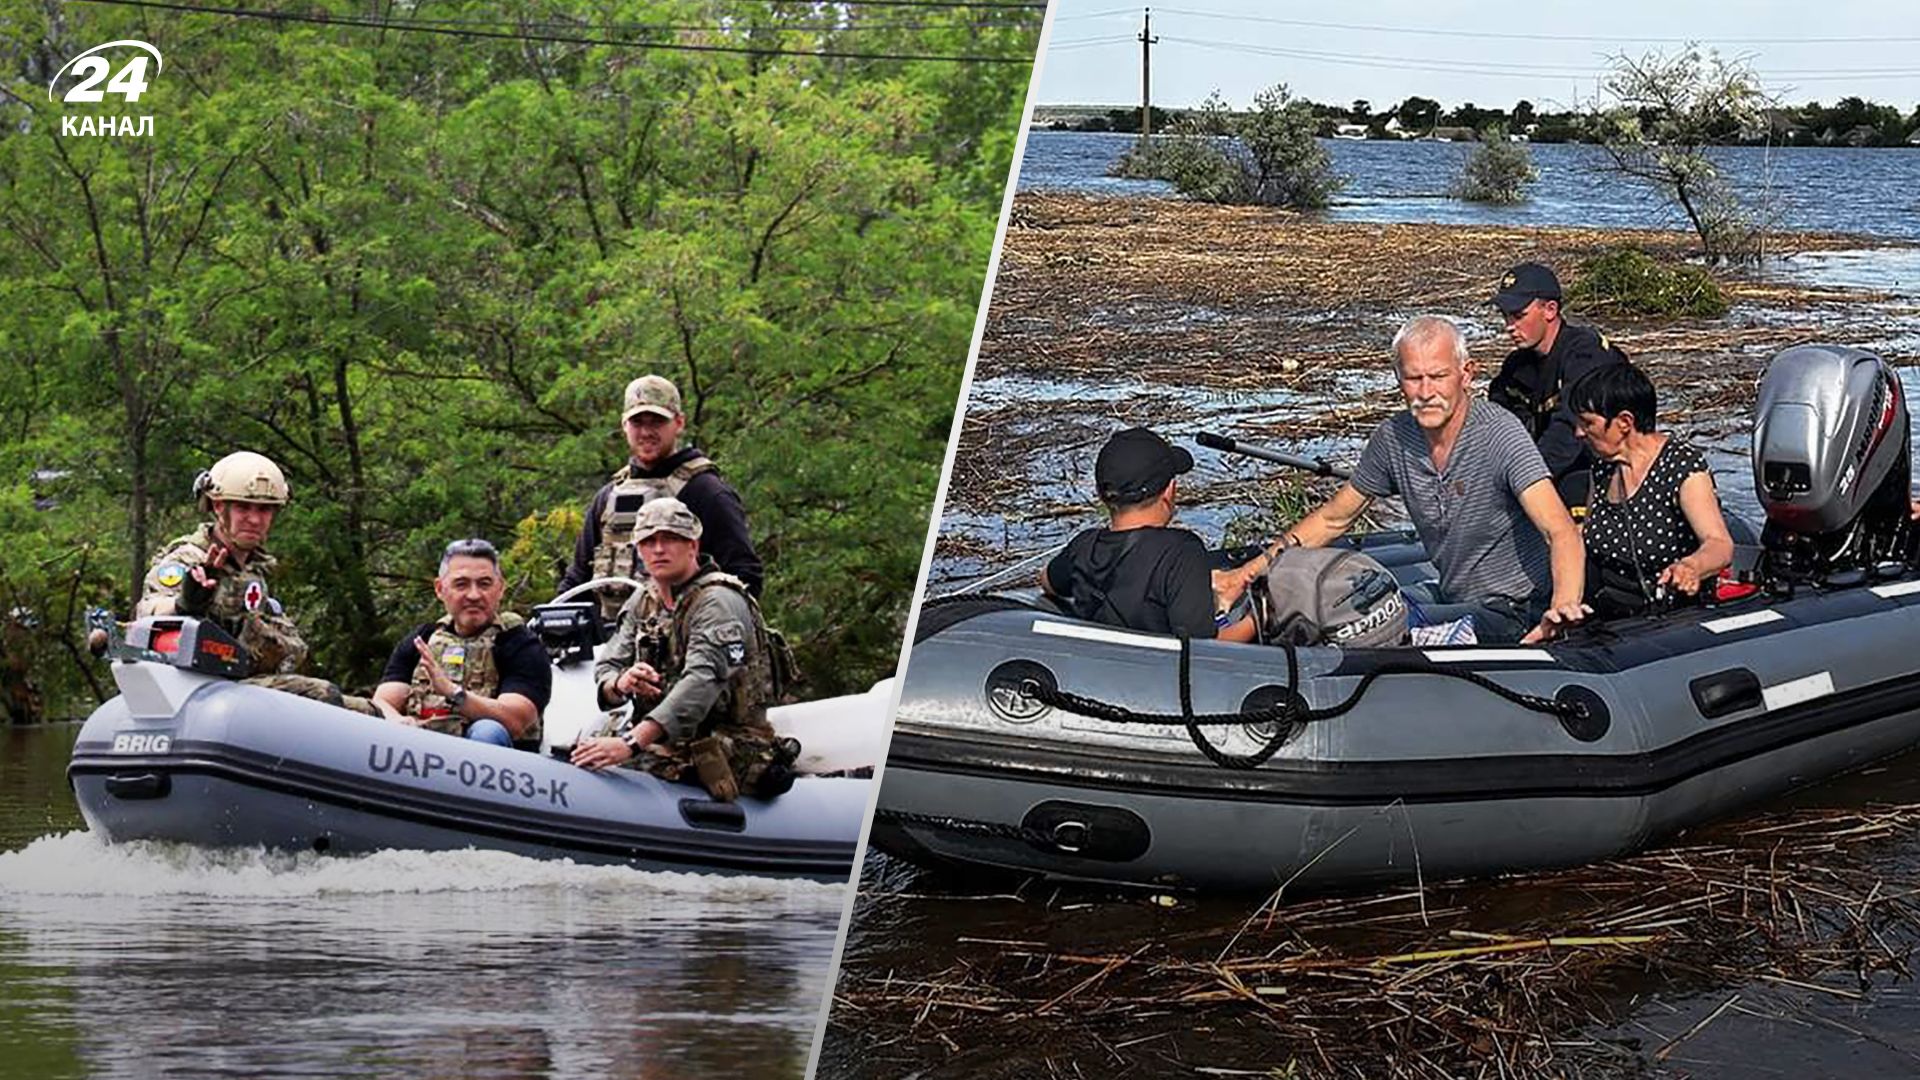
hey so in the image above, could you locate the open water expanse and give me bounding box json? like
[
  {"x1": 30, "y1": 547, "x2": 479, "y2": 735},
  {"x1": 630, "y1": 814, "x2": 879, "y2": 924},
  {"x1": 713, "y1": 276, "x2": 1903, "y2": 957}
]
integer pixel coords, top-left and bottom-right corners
[
  {"x1": 1018, "y1": 130, "x2": 1920, "y2": 241},
  {"x1": 0, "y1": 725, "x2": 841, "y2": 1080}
]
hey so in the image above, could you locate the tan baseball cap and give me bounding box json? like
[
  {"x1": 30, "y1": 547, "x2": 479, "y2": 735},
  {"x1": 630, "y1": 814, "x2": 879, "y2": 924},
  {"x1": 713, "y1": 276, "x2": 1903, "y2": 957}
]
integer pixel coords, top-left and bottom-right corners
[
  {"x1": 632, "y1": 497, "x2": 702, "y2": 542},
  {"x1": 622, "y1": 375, "x2": 683, "y2": 422}
]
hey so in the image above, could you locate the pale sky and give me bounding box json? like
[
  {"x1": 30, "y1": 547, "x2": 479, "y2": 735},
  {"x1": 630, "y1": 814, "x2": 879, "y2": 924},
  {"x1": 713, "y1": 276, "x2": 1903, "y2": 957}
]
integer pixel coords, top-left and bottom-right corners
[{"x1": 1037, "y1": 0, "x2": 1920, "y2": 114}]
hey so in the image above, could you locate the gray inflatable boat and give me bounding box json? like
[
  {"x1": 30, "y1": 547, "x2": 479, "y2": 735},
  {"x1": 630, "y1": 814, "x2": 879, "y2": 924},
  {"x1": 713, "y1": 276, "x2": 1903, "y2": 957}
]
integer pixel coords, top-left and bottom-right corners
[
  {"x1": 873, "y1": 345, "x2": 1920, "y2": 892},
  {"x1": 69, "y1": 610, "x2": 887, "y2": 883}
]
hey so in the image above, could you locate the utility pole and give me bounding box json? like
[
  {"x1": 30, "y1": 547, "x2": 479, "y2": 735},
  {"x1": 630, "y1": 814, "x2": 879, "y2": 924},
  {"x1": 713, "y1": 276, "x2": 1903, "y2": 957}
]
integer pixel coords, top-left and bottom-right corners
[{"x1": 1139, "y1": 7, "x2": 1158, "y2": 137}]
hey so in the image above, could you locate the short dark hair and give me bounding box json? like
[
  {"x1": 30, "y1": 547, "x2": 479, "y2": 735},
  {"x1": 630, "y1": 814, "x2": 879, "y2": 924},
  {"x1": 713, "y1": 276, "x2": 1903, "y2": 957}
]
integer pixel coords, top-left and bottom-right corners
[
  {"x1": 1102, "y1": 488, "x2": 1165, "y2": 515},
  {"x1": 1568, "y1": 362, "x2": 1657, "y2": 433},
  {"x1": 439, "y1": 538, "x2": 500, "y2": 576}
]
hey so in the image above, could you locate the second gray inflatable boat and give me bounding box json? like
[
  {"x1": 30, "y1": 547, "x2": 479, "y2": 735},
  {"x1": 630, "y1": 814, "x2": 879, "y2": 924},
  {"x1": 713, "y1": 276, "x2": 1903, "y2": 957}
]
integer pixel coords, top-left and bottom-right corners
[{"x1": 873, "y1": 345, "x2": 1920, "y2": 892}]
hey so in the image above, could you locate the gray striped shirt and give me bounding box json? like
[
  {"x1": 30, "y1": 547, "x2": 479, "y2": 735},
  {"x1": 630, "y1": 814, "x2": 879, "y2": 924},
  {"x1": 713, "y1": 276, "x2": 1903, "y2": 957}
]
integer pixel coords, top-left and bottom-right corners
[{"x1": 1351, "y1": 396, "x2": 1553, "y2": 604}]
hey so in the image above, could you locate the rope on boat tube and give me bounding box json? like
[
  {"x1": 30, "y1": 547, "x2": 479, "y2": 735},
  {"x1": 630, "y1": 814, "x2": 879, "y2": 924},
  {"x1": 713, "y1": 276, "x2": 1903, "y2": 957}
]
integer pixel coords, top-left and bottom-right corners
[
  {"x1": 871, "y1": 807, "x2": 1057, "y2": 846},
  {"x1": 1022, "y1": 637, "x2": 1592, "y2": 771}
]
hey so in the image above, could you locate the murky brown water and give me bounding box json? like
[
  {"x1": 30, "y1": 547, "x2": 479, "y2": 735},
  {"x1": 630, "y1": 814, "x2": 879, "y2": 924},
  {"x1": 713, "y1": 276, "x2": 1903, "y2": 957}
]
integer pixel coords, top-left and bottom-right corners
[{"x1": 0, "y1": 724, "x2": 841, "y2": 1080}]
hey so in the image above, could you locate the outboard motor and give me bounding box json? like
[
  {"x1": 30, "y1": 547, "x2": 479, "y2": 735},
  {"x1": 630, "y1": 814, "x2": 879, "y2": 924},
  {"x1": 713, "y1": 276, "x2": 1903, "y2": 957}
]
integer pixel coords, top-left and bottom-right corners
[{"x1": 1752, "y1": 345, "x2": 1914, "y2": 582}]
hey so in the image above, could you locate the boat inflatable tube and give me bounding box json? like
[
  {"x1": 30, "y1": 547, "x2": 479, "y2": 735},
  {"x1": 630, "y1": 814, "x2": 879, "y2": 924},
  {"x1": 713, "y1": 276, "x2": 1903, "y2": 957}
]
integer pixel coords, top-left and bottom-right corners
[{"x1": 69, "y1": 625, "x2": 876, "y2": 882}]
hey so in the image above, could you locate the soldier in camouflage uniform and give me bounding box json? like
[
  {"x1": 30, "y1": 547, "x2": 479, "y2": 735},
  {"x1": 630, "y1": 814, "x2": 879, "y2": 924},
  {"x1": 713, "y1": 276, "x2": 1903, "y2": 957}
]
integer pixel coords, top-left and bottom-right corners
[
  {"x1": 372, "y1": 539, "x2": 551, "y2": 747},
  {"x1": 571, "y1": 498, "x2": 796, "y2": 802},
  {"x1": 556, "y1": 374, "x2": 764, "y2": 623},
  {"x1": 137, "y1": 451, "x2": 374, "y2": 714}
]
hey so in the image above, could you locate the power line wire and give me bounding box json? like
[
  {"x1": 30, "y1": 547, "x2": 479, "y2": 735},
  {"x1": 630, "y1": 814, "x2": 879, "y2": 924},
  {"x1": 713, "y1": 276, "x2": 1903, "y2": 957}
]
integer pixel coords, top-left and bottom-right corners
[
  {"x1": 1155, "y1": 35, "x2": 1920, "y2": 83},
  {"x1": 1152, "y1": 6, "x2": 1920, "y2": 46},
  {"x1": 70, "y1": 0, "x2": 1040, "y2": 63},
  {"x1": 1162, "y1": 37, "x2": 1600, "y2": 81},
  {"x1": 328, "y1": 13, "x2": 1035, "y2": 34}
]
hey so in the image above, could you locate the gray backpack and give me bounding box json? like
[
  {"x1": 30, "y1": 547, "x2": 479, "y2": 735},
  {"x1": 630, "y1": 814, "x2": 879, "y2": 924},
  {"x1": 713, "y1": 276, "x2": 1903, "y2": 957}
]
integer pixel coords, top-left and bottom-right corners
[{"x1": 1257, "y1": 547, "x2": 1409, "y2": 649}]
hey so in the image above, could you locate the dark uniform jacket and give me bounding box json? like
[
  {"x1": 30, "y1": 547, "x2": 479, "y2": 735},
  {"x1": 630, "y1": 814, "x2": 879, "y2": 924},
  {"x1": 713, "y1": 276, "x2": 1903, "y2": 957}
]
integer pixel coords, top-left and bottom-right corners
[
  {"x1": 558, "y1": 447, "x2": 763, "y2": 596},
  {"x1": 1489, "y1": 321, "x2": 1629, "y2": 485}
]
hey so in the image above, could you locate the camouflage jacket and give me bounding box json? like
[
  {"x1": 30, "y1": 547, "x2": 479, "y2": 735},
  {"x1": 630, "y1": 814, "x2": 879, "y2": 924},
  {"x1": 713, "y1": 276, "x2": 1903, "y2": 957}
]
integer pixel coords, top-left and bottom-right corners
[
  {"x1": 596, "y1": 557, "x2": 773, "y2": 745},
  {"x1": 136, "y1": 522, "x2": 307, "y2": 676}
]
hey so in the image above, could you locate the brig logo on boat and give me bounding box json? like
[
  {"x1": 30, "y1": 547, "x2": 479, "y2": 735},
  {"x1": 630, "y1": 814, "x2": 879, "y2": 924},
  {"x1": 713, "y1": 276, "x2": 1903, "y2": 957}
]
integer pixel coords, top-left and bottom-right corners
[
  {"x1": 48, "y1": 39, "x2": 162, "y2": 138},
  {"x1": 111, "y1": 733, "x2": 172, "y2": 754}
]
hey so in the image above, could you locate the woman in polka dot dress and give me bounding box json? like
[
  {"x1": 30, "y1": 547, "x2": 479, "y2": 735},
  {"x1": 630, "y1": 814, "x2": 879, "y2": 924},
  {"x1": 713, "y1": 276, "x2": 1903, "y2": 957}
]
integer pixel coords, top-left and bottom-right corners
[{"x1": 1569, "y1": 363, "x2": 1734, "y2": 617}]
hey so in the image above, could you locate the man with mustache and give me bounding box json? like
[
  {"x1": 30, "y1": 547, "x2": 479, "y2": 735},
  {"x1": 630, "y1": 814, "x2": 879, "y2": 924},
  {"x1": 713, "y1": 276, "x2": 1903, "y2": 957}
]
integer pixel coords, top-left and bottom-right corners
[
  {"x1": 138, "y1": 451, "x2": 374, "y2": 712},
  {"x1": 558, "y1": 374, "x2": 763, "y2": 622},
  {"x1": 1487, "y1": 262, "x2": 1629, "y2": 508},
  {"x1": 1232, "y1": 315, "x2": 1588, "y2": 644},
  {"x1": 372, "y1": 538, "x2": 550, "y2": 747}
]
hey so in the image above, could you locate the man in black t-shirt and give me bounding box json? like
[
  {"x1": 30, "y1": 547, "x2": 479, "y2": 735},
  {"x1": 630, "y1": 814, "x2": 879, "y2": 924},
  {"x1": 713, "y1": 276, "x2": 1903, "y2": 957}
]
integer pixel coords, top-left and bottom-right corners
[
  {"x1": 372, "y1": 538, "x2": 553, "y2": 748},
  {"x1": 1040, "y1": 427, "x2": 1256, "y2": 641},
  {"x1": 1487, "y1": 262, "x2": 1629, "y2": 509}
]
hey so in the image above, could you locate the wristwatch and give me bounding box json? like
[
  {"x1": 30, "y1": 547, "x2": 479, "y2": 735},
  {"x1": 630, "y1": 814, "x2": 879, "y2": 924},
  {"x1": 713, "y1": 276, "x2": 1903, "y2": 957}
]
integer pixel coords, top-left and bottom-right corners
[
  {"x1": 621, "y1": 729, "x2": 645, "y2": 757},
  {"x1": 445, "y1": 688, "x2": 469, "y2": 713}
]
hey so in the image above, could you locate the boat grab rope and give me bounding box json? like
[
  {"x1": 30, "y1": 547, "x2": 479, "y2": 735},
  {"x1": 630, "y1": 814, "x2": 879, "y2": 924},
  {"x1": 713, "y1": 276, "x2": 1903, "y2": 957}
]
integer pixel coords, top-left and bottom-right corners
[
  {"x1": 871, "y1": 807, "x2": 1059, "y2": 847},
  {"x1": 1022, "y1": 637, "x2": 1591, "y2": 771}
]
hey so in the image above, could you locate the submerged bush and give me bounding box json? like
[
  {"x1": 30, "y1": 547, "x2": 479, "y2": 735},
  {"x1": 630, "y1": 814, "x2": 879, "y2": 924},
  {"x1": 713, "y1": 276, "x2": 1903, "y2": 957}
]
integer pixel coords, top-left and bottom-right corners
[
  {"x1": 1566, "y1": 247, "x2": 1729, "y2": 318},
  {"x1": 1451, "y1": 125, "x2": 1536, "y2": 204},
  {"x1": 1110, "y1": 84, "x2": 1343, "y2": 209}
]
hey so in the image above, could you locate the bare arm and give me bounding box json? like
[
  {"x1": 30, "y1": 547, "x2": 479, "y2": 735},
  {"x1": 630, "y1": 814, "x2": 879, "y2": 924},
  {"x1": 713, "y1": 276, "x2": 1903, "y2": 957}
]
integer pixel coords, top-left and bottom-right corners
[
  {"x1": 1660, "y1": 471, "x2": 1734, "y2": 594},
  {"x1": 372, "y1": 681, "x2": 409, "y2": 719},
  {"x1": 1517, "y1": 477, "x2": 1588, "y2": 642},
  {"x1": 1292, "y1": 483, "x2": 1373, "y2": 549},
  {"x1": 1215, "y1": 484, "x2": 1374, "y2": 605},
  {"x1": 465, "y1": 691, "x2": 540, "y2": 739}
]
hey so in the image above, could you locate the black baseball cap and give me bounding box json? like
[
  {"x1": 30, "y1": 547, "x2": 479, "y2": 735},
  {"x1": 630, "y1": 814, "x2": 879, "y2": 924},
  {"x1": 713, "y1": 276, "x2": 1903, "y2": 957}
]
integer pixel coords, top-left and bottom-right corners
[
  {"x1": 1095, "y1": 427, "x2": 1194, "y2": 503},
  {"x1": 1491, "y1": 262, "x2": 1562, "y2": 315}
]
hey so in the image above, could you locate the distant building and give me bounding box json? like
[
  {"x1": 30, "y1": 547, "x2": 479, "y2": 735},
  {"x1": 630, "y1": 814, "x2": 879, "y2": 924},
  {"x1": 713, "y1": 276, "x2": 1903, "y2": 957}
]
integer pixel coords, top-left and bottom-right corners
[
  {"x1": 1906, "y1": 128, "x2": 1920, "y2": 146},
  {"x1": 1381, "y1": 117, "x2": 1409, "y2": 139}
]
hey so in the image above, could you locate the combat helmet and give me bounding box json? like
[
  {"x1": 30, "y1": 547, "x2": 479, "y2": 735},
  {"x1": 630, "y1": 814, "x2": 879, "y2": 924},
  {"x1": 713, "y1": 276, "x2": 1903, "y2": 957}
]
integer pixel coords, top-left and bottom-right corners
[{"x1": 194, "y1": 451, "x2": 290, "y2": 511}]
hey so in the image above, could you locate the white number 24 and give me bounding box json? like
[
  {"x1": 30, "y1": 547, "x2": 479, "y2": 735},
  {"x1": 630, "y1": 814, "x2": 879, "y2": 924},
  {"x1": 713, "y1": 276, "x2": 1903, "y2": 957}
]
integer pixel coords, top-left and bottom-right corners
[
  {"x1": 65, "y1": 55, "x2": 150, "y2": 102},
  {"x1": 50, "y1": 41, "x2": 163, "y2": 104}
]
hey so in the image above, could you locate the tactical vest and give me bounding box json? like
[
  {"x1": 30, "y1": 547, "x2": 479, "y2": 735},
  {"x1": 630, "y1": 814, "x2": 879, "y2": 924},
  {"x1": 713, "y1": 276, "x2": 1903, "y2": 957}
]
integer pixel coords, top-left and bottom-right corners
[
  {"x1": 143, "y1": 523, "x2": 308, "y2": 676},
  {"x1": 405, "y1": 611, "x2": 538, "y2": 740},
  {"x1": 666, "y1": 570, "x2": 779, "y2": 738},
  {"x1": 589, "y1": 456, "x2": 715, "y2": 618}
]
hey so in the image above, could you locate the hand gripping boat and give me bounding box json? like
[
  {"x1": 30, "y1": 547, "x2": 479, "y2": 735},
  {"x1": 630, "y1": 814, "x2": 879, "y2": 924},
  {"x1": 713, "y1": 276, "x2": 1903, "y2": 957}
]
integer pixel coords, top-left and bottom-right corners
[
  {"x1": 67, "y1": 595, "x2": 889, "y2": 883},
  {"x1": 874, "y1": 345, "x2": 1920, "y2": 892}
]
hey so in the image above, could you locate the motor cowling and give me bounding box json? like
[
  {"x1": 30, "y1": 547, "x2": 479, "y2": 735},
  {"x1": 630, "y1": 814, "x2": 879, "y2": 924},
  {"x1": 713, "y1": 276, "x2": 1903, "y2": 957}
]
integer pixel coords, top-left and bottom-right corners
[{"x1": 1752, "y1": 345, "x2": 1912, "y2": 574}]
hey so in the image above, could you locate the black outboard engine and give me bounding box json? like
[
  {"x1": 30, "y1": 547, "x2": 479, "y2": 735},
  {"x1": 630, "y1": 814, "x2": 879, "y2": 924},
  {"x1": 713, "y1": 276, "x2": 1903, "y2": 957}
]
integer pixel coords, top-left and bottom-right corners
[{"x1": 1752, "y1": 345, "x2": 1915, "y2": 583}]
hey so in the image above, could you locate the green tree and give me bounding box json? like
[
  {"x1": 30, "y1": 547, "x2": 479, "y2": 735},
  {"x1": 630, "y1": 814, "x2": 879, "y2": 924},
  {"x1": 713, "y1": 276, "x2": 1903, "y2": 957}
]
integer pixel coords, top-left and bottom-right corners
[
  {"x1": 1594, "y1": 48, "x2": 1772, "y2": 261},
  {"x1": 1394, "y1": 95, "x2": 1442, "y2": 134},
  {"x1": 0, "y1": 0, "x2": 1038, "y2": 715},
  {"x1": 1114, "y1": 84, "x2": 1343, "y2": 209}
]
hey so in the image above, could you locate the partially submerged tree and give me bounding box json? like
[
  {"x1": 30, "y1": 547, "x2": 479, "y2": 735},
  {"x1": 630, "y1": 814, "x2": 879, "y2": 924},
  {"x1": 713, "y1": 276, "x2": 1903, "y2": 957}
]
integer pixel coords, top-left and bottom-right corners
[
  {"x1": 1593, "y1": 48, "x2": 1773, "y2": 261},
  {"x1": 1452, "y1": 125, "x2": 1536, "y2": 204},
  {"x1": 1112, "y1": 84, "x2": 1343, "y2": 209}
]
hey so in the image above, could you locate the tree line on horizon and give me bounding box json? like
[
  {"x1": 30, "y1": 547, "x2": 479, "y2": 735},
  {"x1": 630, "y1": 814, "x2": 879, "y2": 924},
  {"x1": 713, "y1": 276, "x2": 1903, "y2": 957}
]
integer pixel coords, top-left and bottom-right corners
[
  {"x1": 1050, "y1": 93, "x2": 1920, "y2": 147},
  {"x1": 0, "y1": 0, "x2": 1037, "y2": 721}
]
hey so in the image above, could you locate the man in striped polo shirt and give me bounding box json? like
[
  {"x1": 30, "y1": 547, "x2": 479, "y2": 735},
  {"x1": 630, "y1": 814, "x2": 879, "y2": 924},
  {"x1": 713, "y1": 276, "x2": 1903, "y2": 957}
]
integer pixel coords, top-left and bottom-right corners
[{"x1": 1249, "y1": 315, "x2": 1589, "y2": 644}]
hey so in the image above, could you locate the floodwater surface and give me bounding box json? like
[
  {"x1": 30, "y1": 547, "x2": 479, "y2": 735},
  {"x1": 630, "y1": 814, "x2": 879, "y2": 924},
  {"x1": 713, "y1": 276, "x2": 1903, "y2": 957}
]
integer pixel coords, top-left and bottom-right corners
[
  {"x1": 0, "y1": 725, "x2": 841, "y2": 1080},
  {"x1": 1019, "y1": 131, "x2": 1920, "y2": 241}
]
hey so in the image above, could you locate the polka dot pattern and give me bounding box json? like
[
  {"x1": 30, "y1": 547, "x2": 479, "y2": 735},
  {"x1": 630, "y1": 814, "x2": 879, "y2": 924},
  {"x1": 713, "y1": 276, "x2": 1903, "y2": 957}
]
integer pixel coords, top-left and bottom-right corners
[{"x1": 1583, "y1": 437, "x2": 1711, "y2": 591}]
